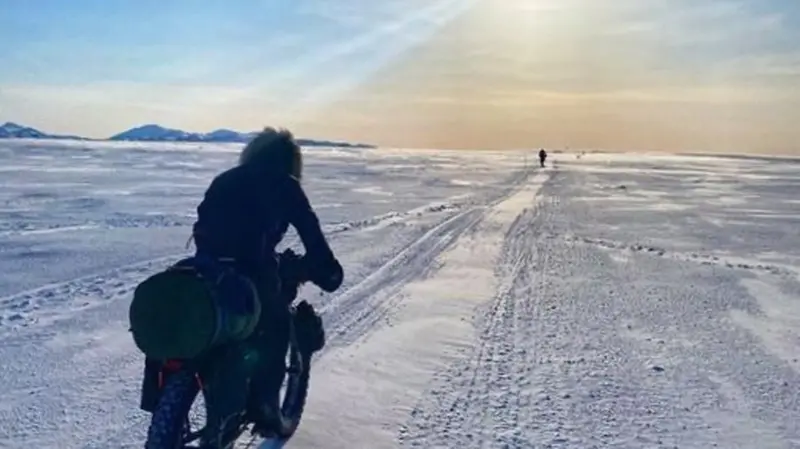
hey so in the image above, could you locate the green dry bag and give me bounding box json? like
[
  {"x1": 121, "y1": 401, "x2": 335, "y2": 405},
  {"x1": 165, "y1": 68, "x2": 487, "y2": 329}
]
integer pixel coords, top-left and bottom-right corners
[{"x1": 129, "y1": 260, "x2": 262, "y2": 360}]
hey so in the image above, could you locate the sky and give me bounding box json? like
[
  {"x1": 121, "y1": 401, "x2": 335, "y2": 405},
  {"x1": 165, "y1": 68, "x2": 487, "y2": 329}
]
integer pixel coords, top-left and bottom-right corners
[{"x1": 1, "y1": 0, "x2": 798, "y2": 153}]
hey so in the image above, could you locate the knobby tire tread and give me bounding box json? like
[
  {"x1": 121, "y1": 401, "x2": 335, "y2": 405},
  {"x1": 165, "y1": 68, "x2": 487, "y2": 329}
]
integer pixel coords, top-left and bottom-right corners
[{"x1": 144, "y1": 370, "x2": 199, "y2": 449}]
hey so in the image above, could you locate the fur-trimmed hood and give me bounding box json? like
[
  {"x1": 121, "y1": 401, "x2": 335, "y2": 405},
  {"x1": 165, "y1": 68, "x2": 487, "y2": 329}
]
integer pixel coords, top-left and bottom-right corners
[{"x1": 239, "y1": 127, "x2": 302, "y2": 180}]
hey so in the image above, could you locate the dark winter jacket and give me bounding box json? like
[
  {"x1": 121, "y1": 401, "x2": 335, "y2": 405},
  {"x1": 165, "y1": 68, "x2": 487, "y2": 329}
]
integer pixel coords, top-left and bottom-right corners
[{"x1": 191, "y1": 163, "x2": 343, "y2": 293}]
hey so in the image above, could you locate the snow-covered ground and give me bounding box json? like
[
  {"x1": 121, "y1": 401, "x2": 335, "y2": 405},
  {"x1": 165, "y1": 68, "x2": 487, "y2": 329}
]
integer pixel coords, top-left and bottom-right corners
[{"x1": 0, "y1": 140, "x2": 799, "y2": 448}]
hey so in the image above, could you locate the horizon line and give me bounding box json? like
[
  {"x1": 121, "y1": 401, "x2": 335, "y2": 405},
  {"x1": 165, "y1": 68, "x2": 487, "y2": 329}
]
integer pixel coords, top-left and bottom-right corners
[{"x1": 2, "y1": 120, "x2": 799, "y2": 158}]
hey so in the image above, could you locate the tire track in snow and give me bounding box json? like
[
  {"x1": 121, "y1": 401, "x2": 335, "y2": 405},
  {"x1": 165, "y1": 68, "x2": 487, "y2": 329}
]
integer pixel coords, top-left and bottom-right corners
[
  {"x1": 528, "y1": 169, "x2": 800, "y2": 447},
  {"x1": 397, "y1": 171, "x2": 643, "y2": 448},
  {"x1": 309, "y1": 167, "x2": 538, "y2": 354},
  {"x1": 563, "y1": 234, "x2": 796, "y2": 278},
  {"x1": 398, "y1": 173, "x2": 556, "y2": 448},
  {"x1": 0, "y1": 194, "x2": 479, "y2": 333},
  {"x1": 0, "y1": 195, "x2": 467, "y2": 239},
  {"x1": 399, "y1": 166, "x2": 800, "y2": 448},
  {"x1": 318, "y1": 208, "x2": 486, "y2": 350},
  {"x1": 244, "y1": 170, "x2": 541, "y2": 449}
]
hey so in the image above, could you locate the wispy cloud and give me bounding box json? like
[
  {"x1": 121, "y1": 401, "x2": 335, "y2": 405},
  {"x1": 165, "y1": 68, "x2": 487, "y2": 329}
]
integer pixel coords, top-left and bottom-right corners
[
  {"x1": 0, "y1": 0, "x2": 475, "y2": 135},
  {"x1": 268, "y1": 0, "x2": 477, "y2": 116},
  {"x1": 603, "y1": 0, "x2": 788, "y2": 47}
]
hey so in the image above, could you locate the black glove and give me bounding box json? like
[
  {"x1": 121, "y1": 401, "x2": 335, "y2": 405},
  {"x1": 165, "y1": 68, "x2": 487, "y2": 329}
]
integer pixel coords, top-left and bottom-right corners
[
  {"x1": 307, "y1": 254, "x2": 343, "y2": 293},
  {"x1": 294, "y1": 300, "x2": 325, "y2": 354},
  {"x1": 278, "y1": 249, "x2": 305, "y2": 301}
]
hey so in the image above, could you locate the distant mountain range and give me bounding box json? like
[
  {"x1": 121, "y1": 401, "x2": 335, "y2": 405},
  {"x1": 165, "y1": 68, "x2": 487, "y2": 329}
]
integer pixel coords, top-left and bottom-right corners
[
  {"x1": 0, "y1": 122, "x2": 89, "y2": 141},
  {"x1": 0, "y1": 122, "x2": 374, "y2": 148}
]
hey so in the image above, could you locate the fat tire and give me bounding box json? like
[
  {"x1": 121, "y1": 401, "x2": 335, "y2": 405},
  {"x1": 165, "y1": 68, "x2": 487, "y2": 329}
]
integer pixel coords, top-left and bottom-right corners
[
  {"x1": 144, "y1": 369, "x2": 200, "y2": 449},
  {"x1": 270, "y1": 344, "x2": 312, "y2": 439}
]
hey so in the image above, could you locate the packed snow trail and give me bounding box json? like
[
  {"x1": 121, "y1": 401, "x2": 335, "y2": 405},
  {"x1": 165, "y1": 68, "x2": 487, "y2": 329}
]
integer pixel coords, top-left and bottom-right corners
[{"x1": 284, "y1": 169, "x2": 549, "y2": 449}]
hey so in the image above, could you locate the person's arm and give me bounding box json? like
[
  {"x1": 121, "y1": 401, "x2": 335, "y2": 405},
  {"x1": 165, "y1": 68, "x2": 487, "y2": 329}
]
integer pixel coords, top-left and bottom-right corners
[{"x1": 283, "y1": 176, "x2": 344, "y2": 292}]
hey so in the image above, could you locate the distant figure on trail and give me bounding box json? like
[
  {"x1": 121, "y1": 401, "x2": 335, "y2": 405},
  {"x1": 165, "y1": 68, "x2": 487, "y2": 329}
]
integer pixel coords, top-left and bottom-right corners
[{"x1": 538, "y1": 149, "x2": 547, "y2": 168}]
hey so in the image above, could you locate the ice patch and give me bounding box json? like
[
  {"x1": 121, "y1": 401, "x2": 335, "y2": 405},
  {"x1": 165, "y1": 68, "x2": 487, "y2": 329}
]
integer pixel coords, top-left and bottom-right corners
[
  {"x1": 450, "y1": 179, "x2": 482, "y2": 186},
  {"x1": 0, "y1": 224, "x2": 102, "y2": 237},
  {"x1": 353, "y1": 186, "x2": 394, "y2": 196}
]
